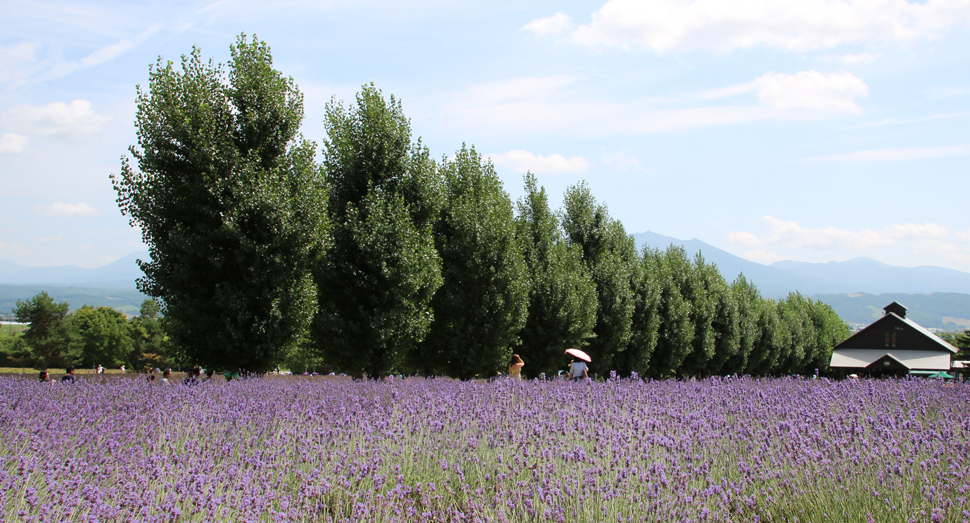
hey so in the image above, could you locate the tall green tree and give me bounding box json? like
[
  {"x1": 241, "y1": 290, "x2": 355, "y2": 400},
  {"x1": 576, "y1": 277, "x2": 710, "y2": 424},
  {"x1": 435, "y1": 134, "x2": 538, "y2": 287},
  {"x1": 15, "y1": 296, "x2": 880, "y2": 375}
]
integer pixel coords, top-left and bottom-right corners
[
  {"x1": 703, "y1": 264, "x2": 740, "y2": 376},
  {"x1": 807, "y1": 299, "x2": 849, "y2": 374},
  {"x1": 14, "y1": 291, "x2": 80, "y2": 369},
  {"x1": 515, "y1": 173, "x2": 597, "y2": 378},
  {"x1": 645, "y1": 246, "x2": 694, "y2": 378},
  {"x1": 560, "y1": 182, "x2": 638, "y2": 373},
  {"x1": 722, "y1": 275, "x2": 761, "y2": 375},
  {"x1": 313, "y1": 84, "x2": 443, "y2": 378},
  {"x1": 414, "y1": 146, "x2": 529, "y2": 379},
  {"x1": 72, "y1": 306, "x2": 133, "y2": 369},
  {"x1": 677, "y1": 253, "x2": 719, "y2": 377},
  {"x1": 112, "y1": 35, "x2": 327, "y2": 373},
  {"x1": 614, "y1": 247, "x2": 661, "y2": 377},
  {"x1": 745, "y1": 300, "x2": 788, "y2": 376}
]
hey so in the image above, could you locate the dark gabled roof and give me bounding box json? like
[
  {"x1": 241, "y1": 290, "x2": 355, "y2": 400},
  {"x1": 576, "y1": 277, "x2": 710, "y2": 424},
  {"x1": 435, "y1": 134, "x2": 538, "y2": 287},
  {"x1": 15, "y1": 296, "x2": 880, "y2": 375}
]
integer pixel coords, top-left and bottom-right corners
[
  {"x1": 883, "y1": 301, "x2": 908, "y2": 317},
  {"x1": 835, "y1": 311, "x2": 958, "y2": 354}
]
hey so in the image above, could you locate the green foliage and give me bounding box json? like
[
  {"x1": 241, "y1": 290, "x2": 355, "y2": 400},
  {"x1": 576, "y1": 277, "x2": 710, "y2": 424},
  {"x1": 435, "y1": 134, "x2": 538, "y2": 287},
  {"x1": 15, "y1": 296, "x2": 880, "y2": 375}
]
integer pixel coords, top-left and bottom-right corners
[
  {"x1": 645, "y1": 246, "x2": 694, "y2": 378},
  {"x1": 14, "y1": 291, "x2": 81, "y2": 369},
  {"x1": 560, "y1": 182, "x2": 638, "y2": 374},
  {"x1": 313, "y1": 84, "x2": 443, "y2": 378},
  {"x1": 0, "y1": 330, "x2": 28, "y2": 368},
  {"x1": 614, "y1": 247, "x2": 662, "y2": 377},
  {"x1": 112, "y1": 35, "x2": 327, "y2": 373},
  {"x1": 414, "y1": 146, "x2": 529, "y2": 379},
  {"x1": 129, "y1": 299, "x2": 172, "y2": 371},
  {"x1": 515, "y1": 174, "x2": 597, "y2": 378},
  {"x1": 71, "y1": 305, "x2": 133, "y2": 368},
  {"x1": 722, "y1": 275, "x2": 761, "y2": 375}
]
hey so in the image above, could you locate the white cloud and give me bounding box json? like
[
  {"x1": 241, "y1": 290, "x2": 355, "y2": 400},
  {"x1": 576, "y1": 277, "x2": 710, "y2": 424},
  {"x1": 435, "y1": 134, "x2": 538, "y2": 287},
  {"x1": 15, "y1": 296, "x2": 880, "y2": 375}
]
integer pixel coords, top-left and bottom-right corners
[
  {"x1": 698, "y1": 71, "x2": 868, "y2": 114},
  {"x1": 430, "y1": 69, "x2": 866, "y2": 140},
  {"x1": 562, "y1": 0, "x2": 970, "y2": 53},
  {"x1": 33, "y1": 202, "x2": 96, "y2": 217},
  {"x1": 5, "y1": 100, "x2": 109, "y2": 141},
  {"x1": 0, "y1": 43, "x2": 39, "y2": 89},
  {"x1": 602, "y1": 151, "x2": 647, "y2": 171},
  {"x1": 755, "y1": 71, "x2": 868, "y2": 113},
  {"x1": 523, "y1": 12, "x2": 573, "y2": 37},
  {"x1": 488, "y1": 150, "x2": 589, "y2": 174},
  {"x1": 805, "y1": 144, "x2": 970, "y2": 162},
  {"x1": 818, "y1": 52, "x2": 881, "y2": 65},
  {"x1": 743, "y1": 250, "x2": 787, "y2": 264},
  {"x1": 0, "y1": 133, "x2": 29, "y2": 154},
  {"x1": 726, "y1": 230, "x2": 763, "y2": 247},
  {"x1": 728, "y1": 216, "x2": 953, "y2": 252}
]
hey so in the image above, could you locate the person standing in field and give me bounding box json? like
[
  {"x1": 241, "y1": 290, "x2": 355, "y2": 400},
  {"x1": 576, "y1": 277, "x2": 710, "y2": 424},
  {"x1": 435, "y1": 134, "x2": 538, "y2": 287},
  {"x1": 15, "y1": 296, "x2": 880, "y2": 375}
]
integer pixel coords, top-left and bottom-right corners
[
  {"x1": 183, "y1": 366, "x2": 201, "y2": 385},
  {"x1": 39, "y1": 370, "x2": 50, "y2": 383},
  {"x1": 508, "y1": 354, "x2": 524, "y2": 379},
  {"x1": 567, "y1": 359, "x2": 588, "y2": 382},
  {"x1": 162, "y1": 368, "x2": 172, "y2": 384},
  {"x1": 61, "y1": 365, "x2": 76, "y2": 384}
]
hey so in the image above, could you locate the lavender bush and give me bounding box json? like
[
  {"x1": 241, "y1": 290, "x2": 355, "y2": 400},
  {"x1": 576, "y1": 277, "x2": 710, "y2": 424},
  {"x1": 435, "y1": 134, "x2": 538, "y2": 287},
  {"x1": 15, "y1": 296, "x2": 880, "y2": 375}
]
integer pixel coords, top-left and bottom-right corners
[{"x1": 1, "y1": 376, "x2": 968, "y2": 522}]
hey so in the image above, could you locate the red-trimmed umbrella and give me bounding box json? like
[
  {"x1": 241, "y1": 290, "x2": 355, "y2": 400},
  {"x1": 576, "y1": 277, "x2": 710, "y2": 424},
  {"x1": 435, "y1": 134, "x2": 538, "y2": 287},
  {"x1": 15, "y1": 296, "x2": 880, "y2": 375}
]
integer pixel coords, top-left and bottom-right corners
[{"x1": 565, "y1": 348, "x2": 591, "y2": 363}]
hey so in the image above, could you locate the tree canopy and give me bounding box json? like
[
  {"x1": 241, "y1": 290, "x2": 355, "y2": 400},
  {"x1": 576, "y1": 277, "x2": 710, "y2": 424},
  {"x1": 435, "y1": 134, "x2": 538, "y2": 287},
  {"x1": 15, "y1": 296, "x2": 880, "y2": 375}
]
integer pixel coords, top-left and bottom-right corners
[{"x1": 112, "y1": 35, "x2": 327, "y2": 373}]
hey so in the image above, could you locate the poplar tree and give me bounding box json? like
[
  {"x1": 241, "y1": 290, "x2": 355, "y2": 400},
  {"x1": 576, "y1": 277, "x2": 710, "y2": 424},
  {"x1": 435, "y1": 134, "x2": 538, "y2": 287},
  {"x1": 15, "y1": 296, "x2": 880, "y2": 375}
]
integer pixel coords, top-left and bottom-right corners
[
  {"x1": 515, "y1": 173, "x2": 597, "y2": 378},
  {"x1": 113, "y1": 35, "x2": 327, "y2": 373},
  {"x1": 313, "y1": 84, "x2": 442, "y2": 378},
  {"x1": 414, "y1": 146, "x2": 529, "y2": 379},
  {"x1": 645, "y1": 246, "x2": 694, "y2": 378},
  {"x1": 560, "y1": 182, "x2": 638, "y2": 373}
]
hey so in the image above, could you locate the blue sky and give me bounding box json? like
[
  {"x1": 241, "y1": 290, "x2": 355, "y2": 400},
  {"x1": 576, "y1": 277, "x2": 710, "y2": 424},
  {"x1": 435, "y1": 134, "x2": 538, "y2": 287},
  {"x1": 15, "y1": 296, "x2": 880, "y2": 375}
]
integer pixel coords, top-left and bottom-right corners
[{"x1": 2, "y1": 0, "x2": 969, "y2": 272}]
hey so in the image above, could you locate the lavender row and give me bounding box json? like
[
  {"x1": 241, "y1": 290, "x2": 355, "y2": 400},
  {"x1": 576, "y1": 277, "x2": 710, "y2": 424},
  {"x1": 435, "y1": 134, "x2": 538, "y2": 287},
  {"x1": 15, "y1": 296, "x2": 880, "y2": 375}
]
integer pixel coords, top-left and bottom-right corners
[{"x1": 2, "y1": 376, "x2": 968, "y2": 522}]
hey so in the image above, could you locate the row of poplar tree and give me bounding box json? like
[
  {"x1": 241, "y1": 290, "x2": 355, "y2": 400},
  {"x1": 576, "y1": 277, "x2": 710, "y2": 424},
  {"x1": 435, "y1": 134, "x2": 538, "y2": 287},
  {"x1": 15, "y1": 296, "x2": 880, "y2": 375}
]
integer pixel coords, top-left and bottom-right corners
[{"x1": 106, "y1": 34, "x2": 849, "y2": 379}]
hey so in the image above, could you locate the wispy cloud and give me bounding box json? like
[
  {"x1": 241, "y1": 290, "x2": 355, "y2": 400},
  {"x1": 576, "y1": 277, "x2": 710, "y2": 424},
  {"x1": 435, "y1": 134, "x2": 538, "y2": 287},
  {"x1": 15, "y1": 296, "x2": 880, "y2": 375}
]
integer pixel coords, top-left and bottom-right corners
[
  {"x1": 817, "y1": 52, "x2": 881, "y2": 65},
  {"x1": 523, "y1": 12, "x2": 573, "y2": 37},
  {"x1": 33, "y1": 202, "x2": 96, "y2": 217},
  {"x1": 602, "y1": 151, "x2": 648, "y2": 171},
  {"x1": 552, "y1": 0, "x2": 970, "y2": 53},
  {"x1": 488, "y1": 150, "x2": 589, "y2": 175},
  {"x1": 743, "y1": 249, "x2": 787, "y2": 264},
  {"x1": 728, "y1": 216, "x2": 951, "y2": 252},
  {"x1": 432, "y1": 69, "x2": 867, "y2": 139},
  {"x1": 4, "y1": 100, "x2": 109, "y2": 142},
  {"x1": 1, "y1": 25, "x2": 161, "y2": 91},
  {"x1": 845, "y1": 111, "x2": 970, "y2": 129},
  {"x1": 699, "y1": 71, "x2": 868, "y2": 114},
  {"x1": 0, "y1": 133, "x2": 29, "y2": 154},
  {"x1": 804, "y1": 144, "x2": 970, "y2": 162}
]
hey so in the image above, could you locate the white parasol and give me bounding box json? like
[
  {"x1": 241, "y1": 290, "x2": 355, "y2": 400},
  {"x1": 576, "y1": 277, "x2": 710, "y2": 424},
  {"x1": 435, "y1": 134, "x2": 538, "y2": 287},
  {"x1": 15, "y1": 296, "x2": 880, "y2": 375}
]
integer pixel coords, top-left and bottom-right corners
[{"x1": 565, "y1": 348, "x2": 591, "y2": 363}]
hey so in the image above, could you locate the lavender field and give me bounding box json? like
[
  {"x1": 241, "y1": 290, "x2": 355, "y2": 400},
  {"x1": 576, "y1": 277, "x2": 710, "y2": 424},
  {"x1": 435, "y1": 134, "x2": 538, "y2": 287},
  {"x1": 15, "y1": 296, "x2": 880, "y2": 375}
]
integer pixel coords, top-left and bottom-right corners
[{"x1": 2, "y1": 376, "x2": 969, "y2": 522}]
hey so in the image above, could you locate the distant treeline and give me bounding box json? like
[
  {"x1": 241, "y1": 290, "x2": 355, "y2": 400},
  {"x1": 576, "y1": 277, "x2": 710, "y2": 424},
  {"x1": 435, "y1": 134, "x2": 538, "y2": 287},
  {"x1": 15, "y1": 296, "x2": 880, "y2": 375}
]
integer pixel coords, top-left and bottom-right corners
[
  {"x1": 46, "y1": 34, "x2": 855, "y2": 380},
  {"x1": 2, "y1": 293, "x2": 166, "y2": 371}
]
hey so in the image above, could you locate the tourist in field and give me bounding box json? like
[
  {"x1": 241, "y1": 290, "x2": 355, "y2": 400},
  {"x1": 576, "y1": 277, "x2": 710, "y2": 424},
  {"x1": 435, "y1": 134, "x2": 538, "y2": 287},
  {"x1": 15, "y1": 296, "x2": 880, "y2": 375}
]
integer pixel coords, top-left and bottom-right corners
[
  {"x1": 61, "y1": 365, "x2": 76, "y2": 384},
  {"x1": 162, "y1": 368, "x2": 172, "y2": 384},
  {"x1": 203, "y1": 368, "x2": 216, "y2": 383},
  {"x1": 38, "y1": 370, "x2": 50, "y2": 383},
  {"x1": 508, "y1": 354, "x2": 524, "y2": 379},
  {"x1": 567, "y1": 359, "x2": 588, "y2": 382},
  {"x1": 96, "y1": 364, "x2": 104, "y2": 375},
  {"x1": 183, "y1": 366, "x2": 202, "y2": 385}
]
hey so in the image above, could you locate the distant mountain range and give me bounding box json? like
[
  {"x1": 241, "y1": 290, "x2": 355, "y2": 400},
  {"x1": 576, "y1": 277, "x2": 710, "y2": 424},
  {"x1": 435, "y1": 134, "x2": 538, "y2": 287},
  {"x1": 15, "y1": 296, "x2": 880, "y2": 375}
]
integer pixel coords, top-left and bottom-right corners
[
  {"x1": 0, "y1": 252, "x2": 148, "y2": 289},
  {"x1": 3, "y1": 238, "x2": 970, "y2": 329},
  {"x1": 633, "y1": 232, "x2": 970, "y2": 298}
]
